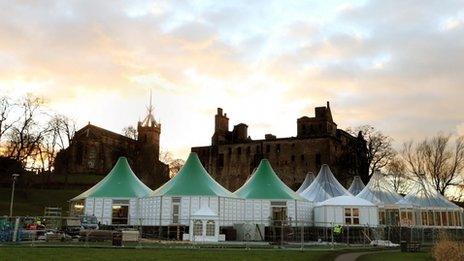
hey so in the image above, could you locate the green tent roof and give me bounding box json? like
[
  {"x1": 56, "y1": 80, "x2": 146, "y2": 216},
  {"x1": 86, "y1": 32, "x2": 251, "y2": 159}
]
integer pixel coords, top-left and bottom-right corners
[
  {"x1": 150, "y1": 152, "x2": 234, "y2": 197},
  {"x1": 234, "y1": 159, "x2": 306, "y2": 200},
  {"x1": 71, "y1": 157, "x2": 152, "y2": 201}
]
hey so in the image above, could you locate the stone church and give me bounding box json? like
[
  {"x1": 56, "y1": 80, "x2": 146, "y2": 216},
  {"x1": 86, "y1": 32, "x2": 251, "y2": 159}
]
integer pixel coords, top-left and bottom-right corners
[
  {"x1": 192, "y1": 102, "x2": 369, "y2": 191},
  {"x1": 54, "y1": 101, "x2": 169, "y2": 188}
]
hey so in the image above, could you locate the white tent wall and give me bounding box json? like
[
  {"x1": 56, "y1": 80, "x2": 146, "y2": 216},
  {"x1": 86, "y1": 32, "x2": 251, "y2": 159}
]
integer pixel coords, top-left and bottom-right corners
[
  {"x1": 82, "y1": 197, "x2": 140, "y2": 225},
  {"x1": 129, "y1": 198, "x2": 139, "y2": 225},
  {"x1": 314, "y1": 205, "x2": 378, "y2": 227},
  {"x1": 139, "y1": 197, "x2": 160, "y2": 226},
  {"x1": 296, "y1": 201, "x2": 314, "y2": 225},
  {"x1": 140, "y1": 196, "x2": 244, "y2": 226},
  {"x1": 242, "y1": 199, "x2": 311, "y2": 226},
  {"x1": 244, "y1": 200, "x2": 271, "y2": 225}
]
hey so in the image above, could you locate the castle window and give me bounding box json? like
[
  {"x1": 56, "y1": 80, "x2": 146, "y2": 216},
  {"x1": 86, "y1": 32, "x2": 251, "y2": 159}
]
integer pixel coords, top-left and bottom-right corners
[
  {"x1": 237, "y1": 147, "x2": 242, "y2": 155},
  {"x1": 218, "y1": 154, "x2": 224, "y2": 170},
  {"x1": 228, "y1": 147, "x2": 232, "y2": 155},
  {"x1": 301, "y1": 154, "x2": 305, "y2": 161},
  {"x1": 256, "y1": 145, "x2": 261, "y2": 153},
  {"x1": 276, "y1": 144, "x2": 281, "y2": 153},
  {"x1": 266, "y1": 144, "x2": 270, "y2": 153},
  {"x1": 246, "y1": 146, "x2": 251, "y2": 154},
  {"x1": 316, "y1": 153, "x2": 321, "y2": 165},
  {"x1": 291, "y1": 155, "x2": 295, "y2": 162}
]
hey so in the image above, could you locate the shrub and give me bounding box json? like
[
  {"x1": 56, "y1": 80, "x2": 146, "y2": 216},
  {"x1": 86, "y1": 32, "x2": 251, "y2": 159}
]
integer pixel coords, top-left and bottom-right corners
[{"x1": 432, "y1": 233, "x2": 464, "y2": 261}]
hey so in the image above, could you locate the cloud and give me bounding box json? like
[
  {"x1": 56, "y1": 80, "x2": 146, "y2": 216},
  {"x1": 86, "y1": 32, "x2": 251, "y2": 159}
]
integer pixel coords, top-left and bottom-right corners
[{"x1": 1, "y1": 0, "x2": 463, "y2": 158}]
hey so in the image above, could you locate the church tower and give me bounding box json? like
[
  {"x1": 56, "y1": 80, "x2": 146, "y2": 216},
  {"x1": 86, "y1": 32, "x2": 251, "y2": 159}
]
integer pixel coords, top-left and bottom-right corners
[{"x1": 137, "y1": 91, "x2": 161, "y2": 159}]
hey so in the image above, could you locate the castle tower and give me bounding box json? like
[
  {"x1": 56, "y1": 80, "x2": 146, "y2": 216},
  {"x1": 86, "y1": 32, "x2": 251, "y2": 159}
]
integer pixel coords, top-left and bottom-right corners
[
  {"x1": 212, "y1": 108, "x2": 229, "y2": 145},
  {"x1": 297, "y1": 101, "x2": 337, "y2": 138}
]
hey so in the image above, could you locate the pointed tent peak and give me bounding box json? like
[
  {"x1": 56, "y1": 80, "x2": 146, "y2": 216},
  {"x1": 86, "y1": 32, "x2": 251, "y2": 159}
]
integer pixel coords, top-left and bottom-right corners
[
  {"x1": 150, "y1": 152, "x2": 234, "y2": 197},
  {"x1": 234, "y1": 159, "x2": 306, "y2": 200},
  {"x1": 296, "y1": 172, "x2": 315, "y2": 193},
  {"x1": 348, "y1": 176, "x2": 365, "y2": 196},
  {"x1": 357, "y1": 171, "x2": 404, "y2": 205},
  {"x1": 300, "y1": 164, "x2": 352, "y2": 202},
  {"x1": 398, "y1": 176, "x2": 461, "y2": 209},
  {"x1": 71, "y1": 157, "x2": 152, "y2": 201}
]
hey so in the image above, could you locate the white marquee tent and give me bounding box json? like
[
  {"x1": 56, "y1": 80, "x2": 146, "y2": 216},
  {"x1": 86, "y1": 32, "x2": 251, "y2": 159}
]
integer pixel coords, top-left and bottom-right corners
[
  {"x1": 347, "y1": 176, "x2": 365, "y2": 196},
  {"x1": 70, "y1": 157, "x2": 152, "y2": 225},
  {"x1": 296, "y1": 172, "x2": 315, "y2": 194},
  {"x1": 397, "y1": 176, "x2": 463, "y2": 228},
  {"x1": 300, "y1": 164, "x2": 352, "y2": 202},
  {"x1": 314, "y1": 195, "x2": 378, "y2": 227},
  {"x1": 234, "y1": 159, "x2": 313, "y2": 226},
  {"x1": 356, "y1": 171, "x2": 414, "y2": 226},
  {"x1": 139, "y1": 152, "x2": 243, "y2": 227}
]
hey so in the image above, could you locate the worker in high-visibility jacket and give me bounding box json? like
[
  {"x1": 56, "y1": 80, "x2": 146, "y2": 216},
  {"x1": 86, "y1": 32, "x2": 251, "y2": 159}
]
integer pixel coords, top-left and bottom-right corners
[{"x1": 333, "y1": 225, "x2": 343, "y2": 241}]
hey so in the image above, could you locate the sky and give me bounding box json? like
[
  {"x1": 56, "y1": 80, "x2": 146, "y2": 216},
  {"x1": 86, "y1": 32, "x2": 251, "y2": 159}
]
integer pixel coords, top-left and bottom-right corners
[{"x1": 1, "y1": 0, "x2": 464, "y2": 159}]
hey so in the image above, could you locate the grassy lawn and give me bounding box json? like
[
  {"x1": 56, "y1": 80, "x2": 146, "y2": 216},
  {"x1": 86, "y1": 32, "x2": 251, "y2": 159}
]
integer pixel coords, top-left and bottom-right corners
[
  {"x1": 0, "y1": 247, "x2": 332, "y2": 261},
  {"x1": 358, "y1": 251, "x2": 433, "y2": 261},
  {"x1": 0, "y1": 188, "x2": 81, "y2": 216}
]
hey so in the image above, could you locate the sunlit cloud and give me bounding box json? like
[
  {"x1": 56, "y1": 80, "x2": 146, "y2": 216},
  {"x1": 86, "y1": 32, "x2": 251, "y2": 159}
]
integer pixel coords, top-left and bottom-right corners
[{"x1": 0, "y1": 0, "x2": 463, "y2": 158}]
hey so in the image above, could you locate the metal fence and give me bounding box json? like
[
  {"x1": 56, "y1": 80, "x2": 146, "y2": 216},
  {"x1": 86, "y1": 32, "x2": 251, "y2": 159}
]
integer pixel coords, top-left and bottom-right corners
[{"x1": 1, "y1": 216, "x2": 464, "y2": 248}]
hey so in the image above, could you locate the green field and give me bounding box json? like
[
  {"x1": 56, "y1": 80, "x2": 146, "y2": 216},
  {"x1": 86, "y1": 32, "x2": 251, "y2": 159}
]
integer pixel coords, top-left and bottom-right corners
[
  {"x1": 0, "y1": 188, "x2": 81, "y2": 216},
  {"x1": 0, "y1": 247, "x2": 435, "y2": 261},
  {"x1": 0, "y1": 247, "x2": 333, "y2": 261},
  {"x1": 358, "y1": 251, "x2": 433, "y2": 261}
]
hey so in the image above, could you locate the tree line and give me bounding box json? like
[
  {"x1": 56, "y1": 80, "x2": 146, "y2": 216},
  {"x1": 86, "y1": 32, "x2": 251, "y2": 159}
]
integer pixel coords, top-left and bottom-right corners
[
  {"x1": 0, "y1": 95, "x2": 76, "y2": 175},
  {"x1": 0, "y1": 94, "x2": 184, "y2": 183}
]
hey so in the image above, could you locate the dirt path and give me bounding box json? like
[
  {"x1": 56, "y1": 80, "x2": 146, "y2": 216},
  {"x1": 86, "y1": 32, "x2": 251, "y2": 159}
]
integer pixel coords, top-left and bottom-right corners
[{"x1": 334, "y1": 250, "x2": 398, "y2": 261}]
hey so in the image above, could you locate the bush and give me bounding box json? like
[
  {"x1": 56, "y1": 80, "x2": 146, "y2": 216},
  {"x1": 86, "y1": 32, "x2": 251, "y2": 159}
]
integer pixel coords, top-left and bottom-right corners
[{"x1": 432, "y1": 233, "x2": 464, "y2": 261}]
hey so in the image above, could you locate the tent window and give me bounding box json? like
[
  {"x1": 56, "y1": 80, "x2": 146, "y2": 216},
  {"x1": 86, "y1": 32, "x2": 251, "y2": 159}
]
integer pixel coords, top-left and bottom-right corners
[
  {"x1": 206, "y1": 220, "x2": 215, "y2": 236},
  {"x1": 441, "y1": 212, "x2": 448, "y2": 226},
  {"x1": 379, "y1": 211, "x2": 385, "y2": 225},
  {"x1": 435, "y1": 212, "x2": 442, "y2": 226},
  {"x1": 193, "y1": 220, "x2": 203, "y2": 236},
  {"x1": 428, "y1": 211, "x2": 434, "y2": 226},
  {"x1": 353, "y1": 208, "x2": 359, "y2": 224},
  {"x1": 456, "y1": 212, "x2": 462, "y2": 227},
  {"x1": 421, "y1": 211, "x2": 427, "y2": 226},
  {"x1": 172, "y1": 198, "x2": 180, "y2": 224},
  {"x1": 448, "y1": 212, "x2": 455, "y2": 226},
  {"x1": 345, "y1": 208, "x2": 359, "y2": 225},
  {"x1": 112, "y1": 205, "x2": 129, "y2": 225}
]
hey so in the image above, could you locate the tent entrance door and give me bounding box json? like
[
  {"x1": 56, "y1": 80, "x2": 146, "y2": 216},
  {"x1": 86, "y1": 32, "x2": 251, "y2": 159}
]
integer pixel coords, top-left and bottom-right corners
[
  {"x1": 271, "y1": 201, "x2": 288, "y2": 225},
  {"x1": 112, "y1": 200, "x2": 129, "y2": 225}
]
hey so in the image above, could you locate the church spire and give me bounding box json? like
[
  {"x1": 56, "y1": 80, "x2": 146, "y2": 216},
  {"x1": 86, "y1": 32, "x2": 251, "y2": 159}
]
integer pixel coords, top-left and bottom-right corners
[{"x1": 141, "y1": 90, "x2": 158, "y2": 128}]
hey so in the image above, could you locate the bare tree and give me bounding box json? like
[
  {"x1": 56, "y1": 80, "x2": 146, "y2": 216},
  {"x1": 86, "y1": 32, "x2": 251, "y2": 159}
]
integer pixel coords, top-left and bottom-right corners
[
  {"x1": 122, "y1": 125, "x2": 138, "y2": 140},
  {"x1": 37, "y1": 114, "x2": 75, "y2": 172},
  {"x1": 6, "y1": 95, "x2": 47, "y2": 168},
  {"x1": 347, "y1": 125, "x2": 396, "y2": 176},
  {"x1": 159, "y1": 149, "x2": 185, "y2": 178},
  {"x1": 402, "y1": 134, "x2": 464, "y2": 195},
  {"x1": 385, "y1": 155, "x2": 410, "y2": 193},
  {"x1": 0, "y1": 96, "x2": 17, "y2": 144}
]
